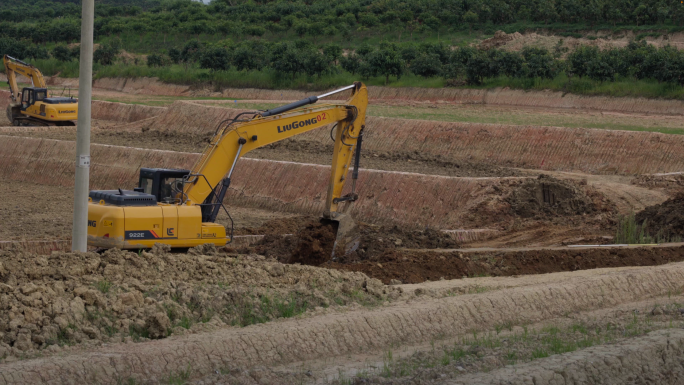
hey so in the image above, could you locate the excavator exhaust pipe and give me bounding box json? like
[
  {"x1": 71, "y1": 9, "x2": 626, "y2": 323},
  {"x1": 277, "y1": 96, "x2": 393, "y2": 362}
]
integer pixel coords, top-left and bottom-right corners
[{"x1": 324, "y1": 213, "x2": 361, "y2": 261}]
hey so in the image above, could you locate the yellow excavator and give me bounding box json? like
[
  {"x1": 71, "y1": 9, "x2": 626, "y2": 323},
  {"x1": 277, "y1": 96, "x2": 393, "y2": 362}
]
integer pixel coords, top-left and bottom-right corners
[
  {"x1": 3, "y1": 54, "x2": 78, "y2": 126},
  {"x1": 87, "y1": 82, "x2": 368, "y2": 258}
]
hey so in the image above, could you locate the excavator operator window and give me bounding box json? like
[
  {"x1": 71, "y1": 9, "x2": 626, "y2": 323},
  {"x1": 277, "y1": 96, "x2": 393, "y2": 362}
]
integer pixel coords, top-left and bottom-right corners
[
  {"x1": 140, "y1": 177, "x2": 153, "y2": 195},
  {"x1": 35, "y1": 90, "x2": 46, "y2": 101},
  {"x1": 160, "y1": 177, "x2": 183, "y2": 203},
  {"x1": 21, "y1": 89, "x2": 30, "y2": 109}
]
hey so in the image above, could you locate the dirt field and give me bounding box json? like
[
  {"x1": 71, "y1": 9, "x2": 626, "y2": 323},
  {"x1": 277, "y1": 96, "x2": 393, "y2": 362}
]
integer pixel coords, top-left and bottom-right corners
[{"x1": 2, "y1": 79, "x2": 684, "y2": 384}]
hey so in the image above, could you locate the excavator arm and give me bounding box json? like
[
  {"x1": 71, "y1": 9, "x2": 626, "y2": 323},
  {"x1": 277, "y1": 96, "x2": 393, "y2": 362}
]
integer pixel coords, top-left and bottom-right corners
[
  {"x1": 184, "y1": 82, "x2": 368, "y2": 220},
  {"x1": 3, "y1": 55, "x2": 47, "y2": 101}
]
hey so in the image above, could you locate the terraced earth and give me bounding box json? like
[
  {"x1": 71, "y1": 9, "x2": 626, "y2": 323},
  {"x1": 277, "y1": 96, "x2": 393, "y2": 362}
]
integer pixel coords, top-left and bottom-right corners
[{"x1": 2, "y1": 80, "x2": 684, "y2": 384}]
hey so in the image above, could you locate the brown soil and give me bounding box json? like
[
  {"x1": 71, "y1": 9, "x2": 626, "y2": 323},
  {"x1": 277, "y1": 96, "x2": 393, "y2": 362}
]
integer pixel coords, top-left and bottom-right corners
[
  {"x1": 326, "y1": 245, "x2": 684, "y2": 284},
  {"x1": 252, "y1": 138, "x2": 523, "y2": 178},
  {"x1": 0, "y1": 130, "x2": 525, "y2": 178},
  {"x1": 636, "y1": 194, "x2": 684, "y2": 239},
  {"x1": 0, "y1": 182, "x2": 74, "y2": 241},
  {"x1": 288, "y1": 221, "x2": 338, "y2": 266},
  {"x1": 0, "y1": 246, "x2": 389, "y2": 355},
  {"x1": 241, "y1": 221, "x2": 461, "y2": 266},
  {"x1": 507, "y1": 174, "x2": 597, "y2": 218}
]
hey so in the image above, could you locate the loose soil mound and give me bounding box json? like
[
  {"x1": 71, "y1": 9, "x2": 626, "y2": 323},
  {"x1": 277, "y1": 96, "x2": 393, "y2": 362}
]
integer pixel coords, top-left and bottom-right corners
[
  {"x1": 288, "y1": 222, "x2": 337, "y2": 266},
  {"x1": 0, "y1": 245, "x2": 388, "y2": 357},
  {"x1": 507, "y1": 175, "x2": 596, "y2": 218},
  {"x1": 636, "y1": 195, "x2": 684, "y2": 239},
  {"x1": 243, "y1": 221, "x2": 461, "y2": 266},
  {"x1": 327, "y1": 245, "x2": 684, "y2": 284}
]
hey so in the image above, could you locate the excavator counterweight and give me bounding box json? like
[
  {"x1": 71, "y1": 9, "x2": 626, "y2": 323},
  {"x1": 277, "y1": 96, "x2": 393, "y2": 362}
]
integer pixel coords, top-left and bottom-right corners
[{"x1": 87, "y1": 83, "x2": 369, "y2": 259}]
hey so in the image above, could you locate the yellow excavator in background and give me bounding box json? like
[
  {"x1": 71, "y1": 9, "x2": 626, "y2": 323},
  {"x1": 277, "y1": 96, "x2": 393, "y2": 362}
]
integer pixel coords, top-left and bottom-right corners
[
  {"x1": 88, "y1": 82, "x2": 368, "y2": 258},
  {"x1": 3, "y1": 54, "x2": 78, "y2": 126}
]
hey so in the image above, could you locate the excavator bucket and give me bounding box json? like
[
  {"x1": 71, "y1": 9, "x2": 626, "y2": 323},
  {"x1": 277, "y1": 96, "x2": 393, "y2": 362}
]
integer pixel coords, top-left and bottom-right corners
[{"x1": 325, "y1": 213, "x2": 362, "y2": 261}]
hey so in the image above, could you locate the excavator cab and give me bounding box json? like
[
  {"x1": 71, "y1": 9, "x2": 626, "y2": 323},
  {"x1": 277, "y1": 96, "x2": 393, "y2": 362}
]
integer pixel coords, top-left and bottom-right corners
[
  {"x1": 136, "y1": 168, "x2": 190, "y2": 204},
  {"x1": 20, "y1": 88, "x2": 47, "y2": 110}
]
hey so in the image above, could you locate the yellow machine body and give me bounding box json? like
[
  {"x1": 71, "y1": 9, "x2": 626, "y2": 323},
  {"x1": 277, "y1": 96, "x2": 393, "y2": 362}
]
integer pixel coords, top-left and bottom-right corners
[
  {"x1": 87, "y1": 200, "x2": 227, "y2": 249},
  {"x1": 20, "y1": 94, "x2": 78, "y2": 123},
  {"x1": 87, "y1": 82, "x2": 368, "y2": 250}
]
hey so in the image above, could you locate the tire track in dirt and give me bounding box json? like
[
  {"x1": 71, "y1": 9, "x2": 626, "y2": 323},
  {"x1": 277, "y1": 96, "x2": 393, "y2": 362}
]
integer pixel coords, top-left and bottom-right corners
[{"x1": 2, "y1": 262, "x2": 684, "y2": 384}]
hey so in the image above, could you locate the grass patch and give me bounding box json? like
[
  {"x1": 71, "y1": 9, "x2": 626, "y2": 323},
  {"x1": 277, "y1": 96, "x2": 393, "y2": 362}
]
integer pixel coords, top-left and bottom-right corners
[
  {"x1": 95, "y1": 279, "x2": 112, "y2": 294},
  {"x1": 332, "y1": 307, "x2": 679, "y2": 383},
  {"x1": 229, "y1": 292, "x2": 312, "y2": 327},
  {"x1": 165, "y1": 364, "x2": 192, "y2": 385},
  {"x1": 615, "y1": 212, "x2": 682, "y2": 244},
  {"x1": 128, "y1": 324, "x2": 150, "y2": 342},
  {"x1": 184, "y1": 99, "x2": 684, "y2": 135}
]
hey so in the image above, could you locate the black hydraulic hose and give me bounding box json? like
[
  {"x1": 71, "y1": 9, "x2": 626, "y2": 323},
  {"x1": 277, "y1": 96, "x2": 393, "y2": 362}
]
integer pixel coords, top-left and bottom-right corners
[
  {"x1": 260, "y1": 96, "x2": 318, "y2": 117},
  {"x1": 213, "y1": 111, "x2": 256, "y2": 136},
  {"x1": 352, "y1": 130, "x2": 363, "y2": 181}
]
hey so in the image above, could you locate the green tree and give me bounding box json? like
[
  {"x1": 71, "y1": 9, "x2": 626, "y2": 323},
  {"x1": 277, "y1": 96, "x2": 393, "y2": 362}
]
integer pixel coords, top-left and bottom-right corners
[
  {"x1": 323, "y1": 44, "x2": 343, "y2": 65},
  {"x1": 180, "y1": 40, "x2": 202, "y2": 69},
  {"x1": 465, "y1": 52, "x2": 491, "y2": 84},
  {"x1": 51, "y1": 45, "x2": 72, "y2": 62},
  {"x1": 367, "y1": 45, "x2": 405, "y2": 85},
  {"x1": 244, "y1": 25, "x2": 266, "y2": 37},
  {"x1": 634, "y1": 4, "x2": 648, "y2": 26},
  {"x1": 400, "y1": 44, "x2": 419, "y2": 65},
  {"x1": 272, "y1": 45, "x2": 304, "y2": 79},
  {"x1": 463, "y1": 11, "x2": 478, "y2": 34},
  {"x1": 303, "y1": 49, "x2": 329, "y2": 77},
  {"x1": 521, "y1": 47, "x2": 558, "y2": 79},
  {"x1": 586, "y1": 55, "x2": 615, "y2": 82},
  {"x1": 232, "y1": 42, "x2": 269, "y2": 71},
  {"x1": 411, "y1": 53, "x2": 442, "y2": 77},
  {"x1": 497, "y1": 51, "x2": 524, "y2": 77},
  {"x1": 199, "y1": 46, "x2": 230, "y2": 71},
  {"x1": 567, "y1": 45, "x2": 599, "y2": 78},
  {"x1": 93, "y1": 41, "x2": 120, "y2": 65},
  {"x1": 341, "y1": 54, "x2": 361, "y2": 74},
  {"x1": 168, "y1": 48, "x2": 181, "y2": 64},
  {"x1": 147, "y1": 53, "x2": 169, "y2": 67}
]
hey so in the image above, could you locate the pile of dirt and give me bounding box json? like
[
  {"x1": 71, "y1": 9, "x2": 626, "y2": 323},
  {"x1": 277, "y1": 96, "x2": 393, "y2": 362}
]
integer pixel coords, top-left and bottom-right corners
[
  {"x1": 243, "y1": 221, "x2": 461, "y2": 266},
  {"x1": 479, "y1": 30, "x2": 523, "y2": 50},
  {"x1": 636, "y1": 195, "x2": 684, "y2": 239},
  {"x1": 0, "y1": 245, "x2": 391, "y2": 357},
  {"x1": 288, "y1": 222, "x2": 338, "y2": 266},
  {"x1": 506, "y1": 175, "x2": 596, "y2": 219},
  {"x1": 327, "y1": 245, "x2": 684, "y2": 284}
]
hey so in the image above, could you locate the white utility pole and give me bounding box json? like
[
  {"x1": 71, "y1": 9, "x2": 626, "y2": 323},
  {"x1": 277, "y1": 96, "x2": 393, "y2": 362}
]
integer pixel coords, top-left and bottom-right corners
[{"x1": 72, "y1": 0, "x2": 94, "y2": 252}]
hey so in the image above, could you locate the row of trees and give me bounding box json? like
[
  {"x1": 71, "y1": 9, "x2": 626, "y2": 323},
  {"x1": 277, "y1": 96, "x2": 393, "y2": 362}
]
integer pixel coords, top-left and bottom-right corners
[
  {"x1": 4, "y1": 0, "x2": 684, "y2": 46},
  {"x1": 140, "y1": 38, "x2": 684, "y2": 86},
  {"x1": 7, "y1": 33, "x2": 684, "y2": 88}
]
